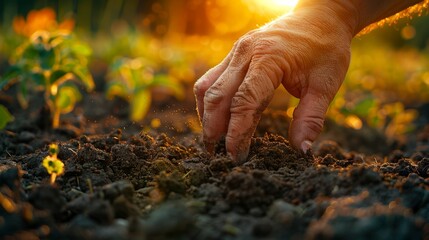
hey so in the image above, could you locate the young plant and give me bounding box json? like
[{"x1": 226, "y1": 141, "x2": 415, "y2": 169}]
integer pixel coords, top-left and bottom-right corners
[
  {"x1": 0, "y1": 105, "x2": 13, "y2": 129},
  {"x1": 106, "y1": 57, "x2": 184, "y2": 121},
  {"x1": 0, "y1": 9, "x2": 94, "y2": 128},
  {"x1": 42, "y1": 143, "x2": 64, "y2": 185}
]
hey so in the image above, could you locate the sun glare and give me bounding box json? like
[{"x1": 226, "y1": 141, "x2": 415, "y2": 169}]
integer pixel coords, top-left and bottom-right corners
[
  {"x1": 253, "y1": 0, "x2": 299, "y2": 13},
  {"x1": 271, "y1": 0, "x2": 299, "y2": 7}
]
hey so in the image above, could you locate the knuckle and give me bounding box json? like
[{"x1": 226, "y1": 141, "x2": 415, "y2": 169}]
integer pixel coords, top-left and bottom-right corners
[
  {"x1": 253, "y1": 38, "x2": 276, "y2": 55},
  {"x1": 304, "y1": 116, "x2": 324, "y2": 135},
  {"x1": 235, "y1": 35, "x2": 254, "y2": 54},
  {"x1": 193, "y1": 80, "x2": 207, "y2": 98},
  {"x1": 204, "y1": 86, "x2": 225, "y2": 107},
  {"x1": 231, "y1": 86, "x2": 257, "y2": 113}
]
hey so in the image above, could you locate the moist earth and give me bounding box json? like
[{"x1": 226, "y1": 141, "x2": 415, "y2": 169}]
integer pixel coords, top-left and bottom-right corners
[{"x1": 0, "y1": 93, "x2": 429, "y2": 240}]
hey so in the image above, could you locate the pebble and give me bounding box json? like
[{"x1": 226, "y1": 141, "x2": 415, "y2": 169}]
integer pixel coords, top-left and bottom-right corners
[
  {"x1": 267, "y1": 200, "x2": 301, "y2": 223},
  {"x1": 15, "y1": 143, "x2": 34, "y2": 155},
  {"x1": 17, "y1": 131, "x2": 35, "y2": 143}
]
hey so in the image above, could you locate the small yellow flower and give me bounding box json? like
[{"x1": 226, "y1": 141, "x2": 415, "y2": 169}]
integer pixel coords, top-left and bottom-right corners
[
  {"x1": 42, "y1": 155, "x2": 64, "y2": 175},
  {"x1": 42, "y1": 143, "x2": 64, "y2": 184},
  {"x1": 48, "y1": 143, "x2": 59, "y2": 157}
]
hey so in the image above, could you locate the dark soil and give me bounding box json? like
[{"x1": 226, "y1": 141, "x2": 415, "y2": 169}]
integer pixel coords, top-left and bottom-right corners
[{"x1": 1, "y1": 89, "x2": 429, "y2": 240}]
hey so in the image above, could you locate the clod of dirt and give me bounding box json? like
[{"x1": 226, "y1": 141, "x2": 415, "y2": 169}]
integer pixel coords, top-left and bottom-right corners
[
  {"x1": 77, "y1": 143, "x2": 110, "y2": 163},
  {"x1": 224, "y1": 169, "x2": 285, "y2": 211},
  {"x1": 28, "y1": 184, "x2": 67, "y2": 220},
  {"x1": 155, "y1": 170, "x2": 187, "y2": 196},
  {"x1": 307, "y1": 192, "x2": 424, "y2": 240},
  {"x1": 417, "y1": 158, "x2": 429, "y2": 177},
  {"x1": 143, "y1": 201, "x2": 195, "y2": 238},
  {"x1": 85, "y1": 199, "x2": 115, "y2": 225},
  {"x1": 246, "y1": 133, "x2": 309, "y2": 171},
  {"x1": 315, "y1": 140, "x2": 347, "y2": 160}
]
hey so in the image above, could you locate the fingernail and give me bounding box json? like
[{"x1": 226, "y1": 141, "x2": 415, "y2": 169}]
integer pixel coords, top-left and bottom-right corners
[
  {"x1": 235, "y1": 151, "x2": 249, "y2": 164},
  {"x1": 227, "y1": 147, "x2": 249, "y2": 164},
  {"x1": 301, "y1": 140, "x2": 313, "y2": 154}
]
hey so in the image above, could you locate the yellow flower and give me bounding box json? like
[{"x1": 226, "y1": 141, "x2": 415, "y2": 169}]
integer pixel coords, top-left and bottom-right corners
[
  {"x1": 42, "y1": 155, "x2": 64, "y2": 176},
  {"x1": 48, "y1": 143, "x2": 59, "y2": 157}
]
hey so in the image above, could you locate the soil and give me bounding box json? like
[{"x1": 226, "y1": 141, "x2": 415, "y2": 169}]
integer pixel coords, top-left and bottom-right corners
[{"x1": 1, "y1": 85, "x2": 429, "y2": 240}]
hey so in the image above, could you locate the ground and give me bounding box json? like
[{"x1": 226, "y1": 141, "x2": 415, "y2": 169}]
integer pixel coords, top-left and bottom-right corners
[{"x1": 0, "y1": 88, "x2": 429, "y2": 240}]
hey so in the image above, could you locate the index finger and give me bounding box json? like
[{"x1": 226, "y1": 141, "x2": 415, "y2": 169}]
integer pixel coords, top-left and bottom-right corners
[{"x1": 226, "y1": 57, "x2": 282, "y2": 162}]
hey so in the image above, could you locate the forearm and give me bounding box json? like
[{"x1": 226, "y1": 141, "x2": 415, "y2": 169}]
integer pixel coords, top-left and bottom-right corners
[
  {"x1": 352, "y1": 0, "x2": 424, "y2": 34},
  {"x1": 295, "y1": 0, "x2": 426, "y2": 36}
]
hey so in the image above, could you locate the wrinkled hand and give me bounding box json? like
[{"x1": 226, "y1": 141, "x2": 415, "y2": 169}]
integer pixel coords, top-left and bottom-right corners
[{"x1": 194, "y1": 4, "x2": 356, "y2": 162}]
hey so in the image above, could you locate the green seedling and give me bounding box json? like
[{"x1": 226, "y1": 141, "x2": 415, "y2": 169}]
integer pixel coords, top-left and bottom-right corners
[
  {"x1": 42, "y1": 143, "x2": 64, "y2": 184},
  {"x1": 0, "y1": 105, "x2": 13, "y2": 129},
  {"x1": 0, "y1": 30, "x2": 94, "y2": 128},
  {"x1": 106, "y1": 57, "x2": 184, "y2": 121}
]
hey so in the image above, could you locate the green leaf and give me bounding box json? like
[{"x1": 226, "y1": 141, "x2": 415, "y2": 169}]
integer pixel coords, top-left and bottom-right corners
[
  {"x1": 352, "y1": 98, "x2": 375, "y2": 118},
  {"x1": 340, "y1": 97, "x2": 376, "y2": 118},
  {"x1": 39, "y1": 48, "x2": 57, "y2": 70},
  {"x1": 0, "y1": 105, "x2": 13, "y2": 129},
  {"x1": 106, "y1": 82, "x2": 129, "y2": 100},
  {"x1": 21, "y1": 44, "x2": 39, "y2": 62},
  {"x1": 55, "y1": 85, "x2": 82, "y2": 114},
  {"x1": 72, "y1": 42, "x2": 92, "y2": 56},
  {"x1": 50, "y1": 70, "x2": 68, "y2": 85},
  {"x1": 17, "y1": 81, "x2": 29, "y2": 109},
  {"x1": 130, "y1": 90, "x2": 151, "y2": 122},
  {"x1": 110, "y1": 58, "x2": 127, "y2": 72},
  {"x1": 31, "y1": 72, "x2": 46, "y2": 87},
  {"x1": 0, "y1": 66, "x2": 22, "y2": 90},
  {"x1": 151, "y1": 74, "x2": 184, "y2": 100},
  {"x1": 72, "y1": 66, "x2": 94, "y2": 91}
]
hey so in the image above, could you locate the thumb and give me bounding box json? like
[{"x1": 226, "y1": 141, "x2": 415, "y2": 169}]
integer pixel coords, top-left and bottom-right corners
[{"x1": 288, "y1": 91, "x2": 331, "y2": 153}]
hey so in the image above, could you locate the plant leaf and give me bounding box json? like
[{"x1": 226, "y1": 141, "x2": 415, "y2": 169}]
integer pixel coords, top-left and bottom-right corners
[
  {"x1": 72, "y1": 42, "x2": 92, "y2": 56},
  {"x1": 31, "y1": 72, "x2": 46, "y2": 87},
  {"x1": 72, "y1": 66, "x2": 94, "y2": 91},
  {"x1": 0, "y1": 66, "x2": 22, "y2": 90},
  {"x1": 0, "y1": 105, "x2": 13, "y2": 129},
  {"x1": 17, "y1": 81, "x2": 29, "y2": 109},
  {"x1": 151, "y1": 74, "x2": 184, "y2": 100},
  {"x1": 106, "y1": 82, "x2": 129, "y2": 100},
  {"x1": 130, "y1": 90, "x2": 151, "y2": 122},
  {"x1": 55, "y1": 85, "x2": 82, "y2": 114},
  {"x1": 39, "y1": 48, "x2": 57, "y2": 70},
  {"x1": 50, "y1": 69, "x2": 68, "y2": 85},
  {"x1": 21, "y1": 44, "x2": 39, "y2": 63}
]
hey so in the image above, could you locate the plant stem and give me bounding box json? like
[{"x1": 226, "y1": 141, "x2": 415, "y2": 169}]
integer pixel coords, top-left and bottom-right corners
[
  {"x1": 52, "y1": 109, "x2": 61, "y2": 129},
  {"x1": 50, "y1": 173, "x2": 57, "y2": 185}
]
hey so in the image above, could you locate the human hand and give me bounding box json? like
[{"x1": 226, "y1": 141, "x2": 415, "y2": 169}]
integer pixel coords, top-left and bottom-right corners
[{"x1": 194, "y1": 3, "x2": 357, "y2": 162}]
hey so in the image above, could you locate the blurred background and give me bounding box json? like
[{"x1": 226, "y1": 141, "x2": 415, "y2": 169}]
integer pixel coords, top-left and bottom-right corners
[{"x1": 0, "y1": 0, "x2": 429, "y2": 143}]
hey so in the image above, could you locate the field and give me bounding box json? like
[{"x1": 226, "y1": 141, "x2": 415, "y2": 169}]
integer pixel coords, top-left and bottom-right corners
[{"x1": 1, "y1": 2, "x2": 429, "y2": 239}]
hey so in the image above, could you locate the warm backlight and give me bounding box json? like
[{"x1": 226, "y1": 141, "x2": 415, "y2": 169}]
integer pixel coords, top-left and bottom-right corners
[
  {"x1": 270, "y1": 0, "x2": 299, "y2": 7},
  {"x1": 254, "y1": 0, "x2": 299, "y2": 13}
]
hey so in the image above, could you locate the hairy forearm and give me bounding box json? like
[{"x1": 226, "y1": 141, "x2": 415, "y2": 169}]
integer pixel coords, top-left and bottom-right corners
[
  {"x1": 358, "y1": 0, "x2": 428, "y2": 34},
  {"x1": 295, "y1": 0, "x2": 427, "y2": 35}
]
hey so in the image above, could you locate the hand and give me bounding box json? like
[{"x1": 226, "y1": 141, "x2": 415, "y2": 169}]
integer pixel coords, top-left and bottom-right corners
[{"x1": 194, "y1": 4, "x2": 356, "y2": 162}]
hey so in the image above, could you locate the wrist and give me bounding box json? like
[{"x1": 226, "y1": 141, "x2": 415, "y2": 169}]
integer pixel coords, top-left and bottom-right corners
[
  {"x1": 294, "y1": 0, "x2": 359, "y2": 37},
  {"x1": 290, "y1": 0, "x2": 358, "y2": 39},
  {"x1": 296, "y1": 0, "x2": 424, "y2": 36}
]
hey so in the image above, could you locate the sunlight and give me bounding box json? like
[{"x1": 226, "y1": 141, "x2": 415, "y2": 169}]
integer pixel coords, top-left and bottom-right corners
[
  {"x1": 270, "y1": 0, "x2": 299, "y2": 7},
  {"x1": 252, "y1": 0, "x2": 299, "y2": 13}
]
